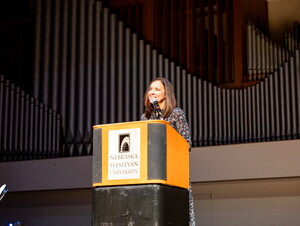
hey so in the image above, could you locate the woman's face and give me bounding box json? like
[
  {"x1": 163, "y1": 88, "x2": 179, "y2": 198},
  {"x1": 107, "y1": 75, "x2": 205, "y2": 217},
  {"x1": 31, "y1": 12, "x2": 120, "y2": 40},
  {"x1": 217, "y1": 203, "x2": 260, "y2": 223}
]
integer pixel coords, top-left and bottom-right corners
[{"x1": 148, "y1": 80, "x2": 166, "y2": 104}]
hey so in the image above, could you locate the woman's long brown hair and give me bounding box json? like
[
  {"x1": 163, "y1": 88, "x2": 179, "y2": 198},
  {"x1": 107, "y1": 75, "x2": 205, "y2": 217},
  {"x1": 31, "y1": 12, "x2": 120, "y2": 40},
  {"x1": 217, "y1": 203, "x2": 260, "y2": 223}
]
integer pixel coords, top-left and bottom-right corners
[{"x1": 144, "y1": 77, "x2": 177, "y2": 119}]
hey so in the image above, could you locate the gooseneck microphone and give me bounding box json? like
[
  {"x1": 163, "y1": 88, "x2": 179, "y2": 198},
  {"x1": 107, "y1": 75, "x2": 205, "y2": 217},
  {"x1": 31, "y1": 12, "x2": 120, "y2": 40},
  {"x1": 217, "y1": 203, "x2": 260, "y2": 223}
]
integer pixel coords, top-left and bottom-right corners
[{"x1": 152, "y1": 97, "x2": 162, "y2": 119}]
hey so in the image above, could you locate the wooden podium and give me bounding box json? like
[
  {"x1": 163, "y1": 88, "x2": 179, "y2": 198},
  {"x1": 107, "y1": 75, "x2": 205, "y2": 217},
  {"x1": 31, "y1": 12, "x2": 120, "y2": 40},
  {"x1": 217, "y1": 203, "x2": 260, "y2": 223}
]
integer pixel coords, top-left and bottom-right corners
[{"x1": 92, "y1": 120, "x2": 190, "y2": 225}]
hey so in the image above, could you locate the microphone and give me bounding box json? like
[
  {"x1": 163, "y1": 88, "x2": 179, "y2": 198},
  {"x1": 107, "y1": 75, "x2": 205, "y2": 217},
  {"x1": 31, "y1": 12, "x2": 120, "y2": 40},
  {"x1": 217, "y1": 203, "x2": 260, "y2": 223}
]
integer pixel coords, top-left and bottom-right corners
[
  {"x1": 152, "y1": 97, "x2": 162, "y2": 118},
  {"x1": 0, "y1": 184, "x2": 8, "y2": 201}
]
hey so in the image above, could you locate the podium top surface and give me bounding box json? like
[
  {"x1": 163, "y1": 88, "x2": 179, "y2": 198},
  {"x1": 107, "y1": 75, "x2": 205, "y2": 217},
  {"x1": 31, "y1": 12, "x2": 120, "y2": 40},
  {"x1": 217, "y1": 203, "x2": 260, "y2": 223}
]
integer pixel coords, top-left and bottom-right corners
[{"x1": 93, "y1": 120, "x2": 170, "y2": 129}]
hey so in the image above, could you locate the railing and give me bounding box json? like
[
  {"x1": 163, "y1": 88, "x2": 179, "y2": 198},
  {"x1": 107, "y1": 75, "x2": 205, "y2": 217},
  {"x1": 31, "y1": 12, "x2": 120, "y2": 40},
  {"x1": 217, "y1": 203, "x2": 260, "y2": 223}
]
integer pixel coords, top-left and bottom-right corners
[{"x1": 0, "y1": 75, "x2": 61, "y2": 161}]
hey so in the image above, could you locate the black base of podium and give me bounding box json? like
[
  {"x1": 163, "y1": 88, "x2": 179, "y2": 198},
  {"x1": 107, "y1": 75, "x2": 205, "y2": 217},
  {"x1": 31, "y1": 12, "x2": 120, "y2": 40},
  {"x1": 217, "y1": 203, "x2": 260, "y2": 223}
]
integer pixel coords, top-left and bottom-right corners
[{"x1": 93, "y1": 184, "x2": 189, "y2": 226}]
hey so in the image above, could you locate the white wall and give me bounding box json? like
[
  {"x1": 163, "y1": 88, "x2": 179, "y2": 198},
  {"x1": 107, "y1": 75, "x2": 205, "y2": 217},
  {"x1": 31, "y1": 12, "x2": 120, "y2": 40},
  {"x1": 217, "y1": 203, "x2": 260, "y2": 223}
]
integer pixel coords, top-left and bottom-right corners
[
  {"x1": 0, "y1": 189, "x2": 92, "y2": 226},
  {"x1": 190, "y1": 140, "x2": 300, "y2": 182},
  {"x1": 194, "y1": 195, "x2": 300, "y2": 226},
  {"x1": 1, "y1": 140, "x2": 300, "y2": 225},
  {"x1": 190, "y1": 140, "x2": 300, "y2": 226},
  {"x1": 192, "y1": 179, "x2": 300, "y2": 226}
]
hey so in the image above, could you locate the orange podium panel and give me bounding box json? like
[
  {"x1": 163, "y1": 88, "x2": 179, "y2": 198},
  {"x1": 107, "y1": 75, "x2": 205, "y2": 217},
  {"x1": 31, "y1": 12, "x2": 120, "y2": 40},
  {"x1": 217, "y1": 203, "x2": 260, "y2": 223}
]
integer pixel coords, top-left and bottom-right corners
[{"x1": 92, "y1": 120, "x2": 189, "y2": 189}]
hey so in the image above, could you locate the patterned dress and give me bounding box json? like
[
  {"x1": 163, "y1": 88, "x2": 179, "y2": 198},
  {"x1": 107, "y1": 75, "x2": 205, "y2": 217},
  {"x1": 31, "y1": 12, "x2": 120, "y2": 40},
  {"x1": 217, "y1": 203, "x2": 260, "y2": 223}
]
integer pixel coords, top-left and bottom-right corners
[{"x1": 141, "y1": 107, "x2": 196, "y2": 226}]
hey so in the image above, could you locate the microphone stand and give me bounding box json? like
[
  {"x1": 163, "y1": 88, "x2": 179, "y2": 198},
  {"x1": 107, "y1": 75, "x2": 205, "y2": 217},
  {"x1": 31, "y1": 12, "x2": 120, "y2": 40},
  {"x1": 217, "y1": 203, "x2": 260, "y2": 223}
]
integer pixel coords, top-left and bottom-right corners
[{"x1": 154, "y1": 108, "x2": 162, "y2": 119}]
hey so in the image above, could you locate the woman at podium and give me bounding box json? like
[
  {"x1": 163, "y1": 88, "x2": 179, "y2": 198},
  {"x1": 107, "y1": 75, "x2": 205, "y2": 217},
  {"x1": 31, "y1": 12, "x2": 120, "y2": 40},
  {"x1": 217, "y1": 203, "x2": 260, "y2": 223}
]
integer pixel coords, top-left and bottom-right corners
[{"x1": 141, "y1": 77, "x2": 195, "y2": 226}]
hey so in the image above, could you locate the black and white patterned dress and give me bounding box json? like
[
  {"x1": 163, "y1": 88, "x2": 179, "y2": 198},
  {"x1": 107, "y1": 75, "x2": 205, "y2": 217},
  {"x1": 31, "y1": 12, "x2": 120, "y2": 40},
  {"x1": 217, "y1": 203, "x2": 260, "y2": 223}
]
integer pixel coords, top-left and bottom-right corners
[{"x1": 141, "y1": 107, "x2": 196, "y2": 226}]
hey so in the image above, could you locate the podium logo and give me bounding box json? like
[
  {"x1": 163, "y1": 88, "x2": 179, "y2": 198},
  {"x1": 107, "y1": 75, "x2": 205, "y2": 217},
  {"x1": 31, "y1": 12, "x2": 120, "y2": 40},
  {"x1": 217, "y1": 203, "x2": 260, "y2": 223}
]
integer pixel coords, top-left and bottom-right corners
[
  {"x1": 119, "y1": 134, "x2": 130, "y2": 152},
  {"x1": 108, "y1": 128, "x2": 140, "y2": 180}
]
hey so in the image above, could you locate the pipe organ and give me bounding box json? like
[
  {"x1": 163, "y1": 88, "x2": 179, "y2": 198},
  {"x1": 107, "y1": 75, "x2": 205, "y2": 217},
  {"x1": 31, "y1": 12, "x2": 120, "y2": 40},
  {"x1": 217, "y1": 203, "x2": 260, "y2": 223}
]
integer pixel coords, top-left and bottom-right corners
[{"x1": 0, "y1": 0, "x2": 299, "y2": 161}]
